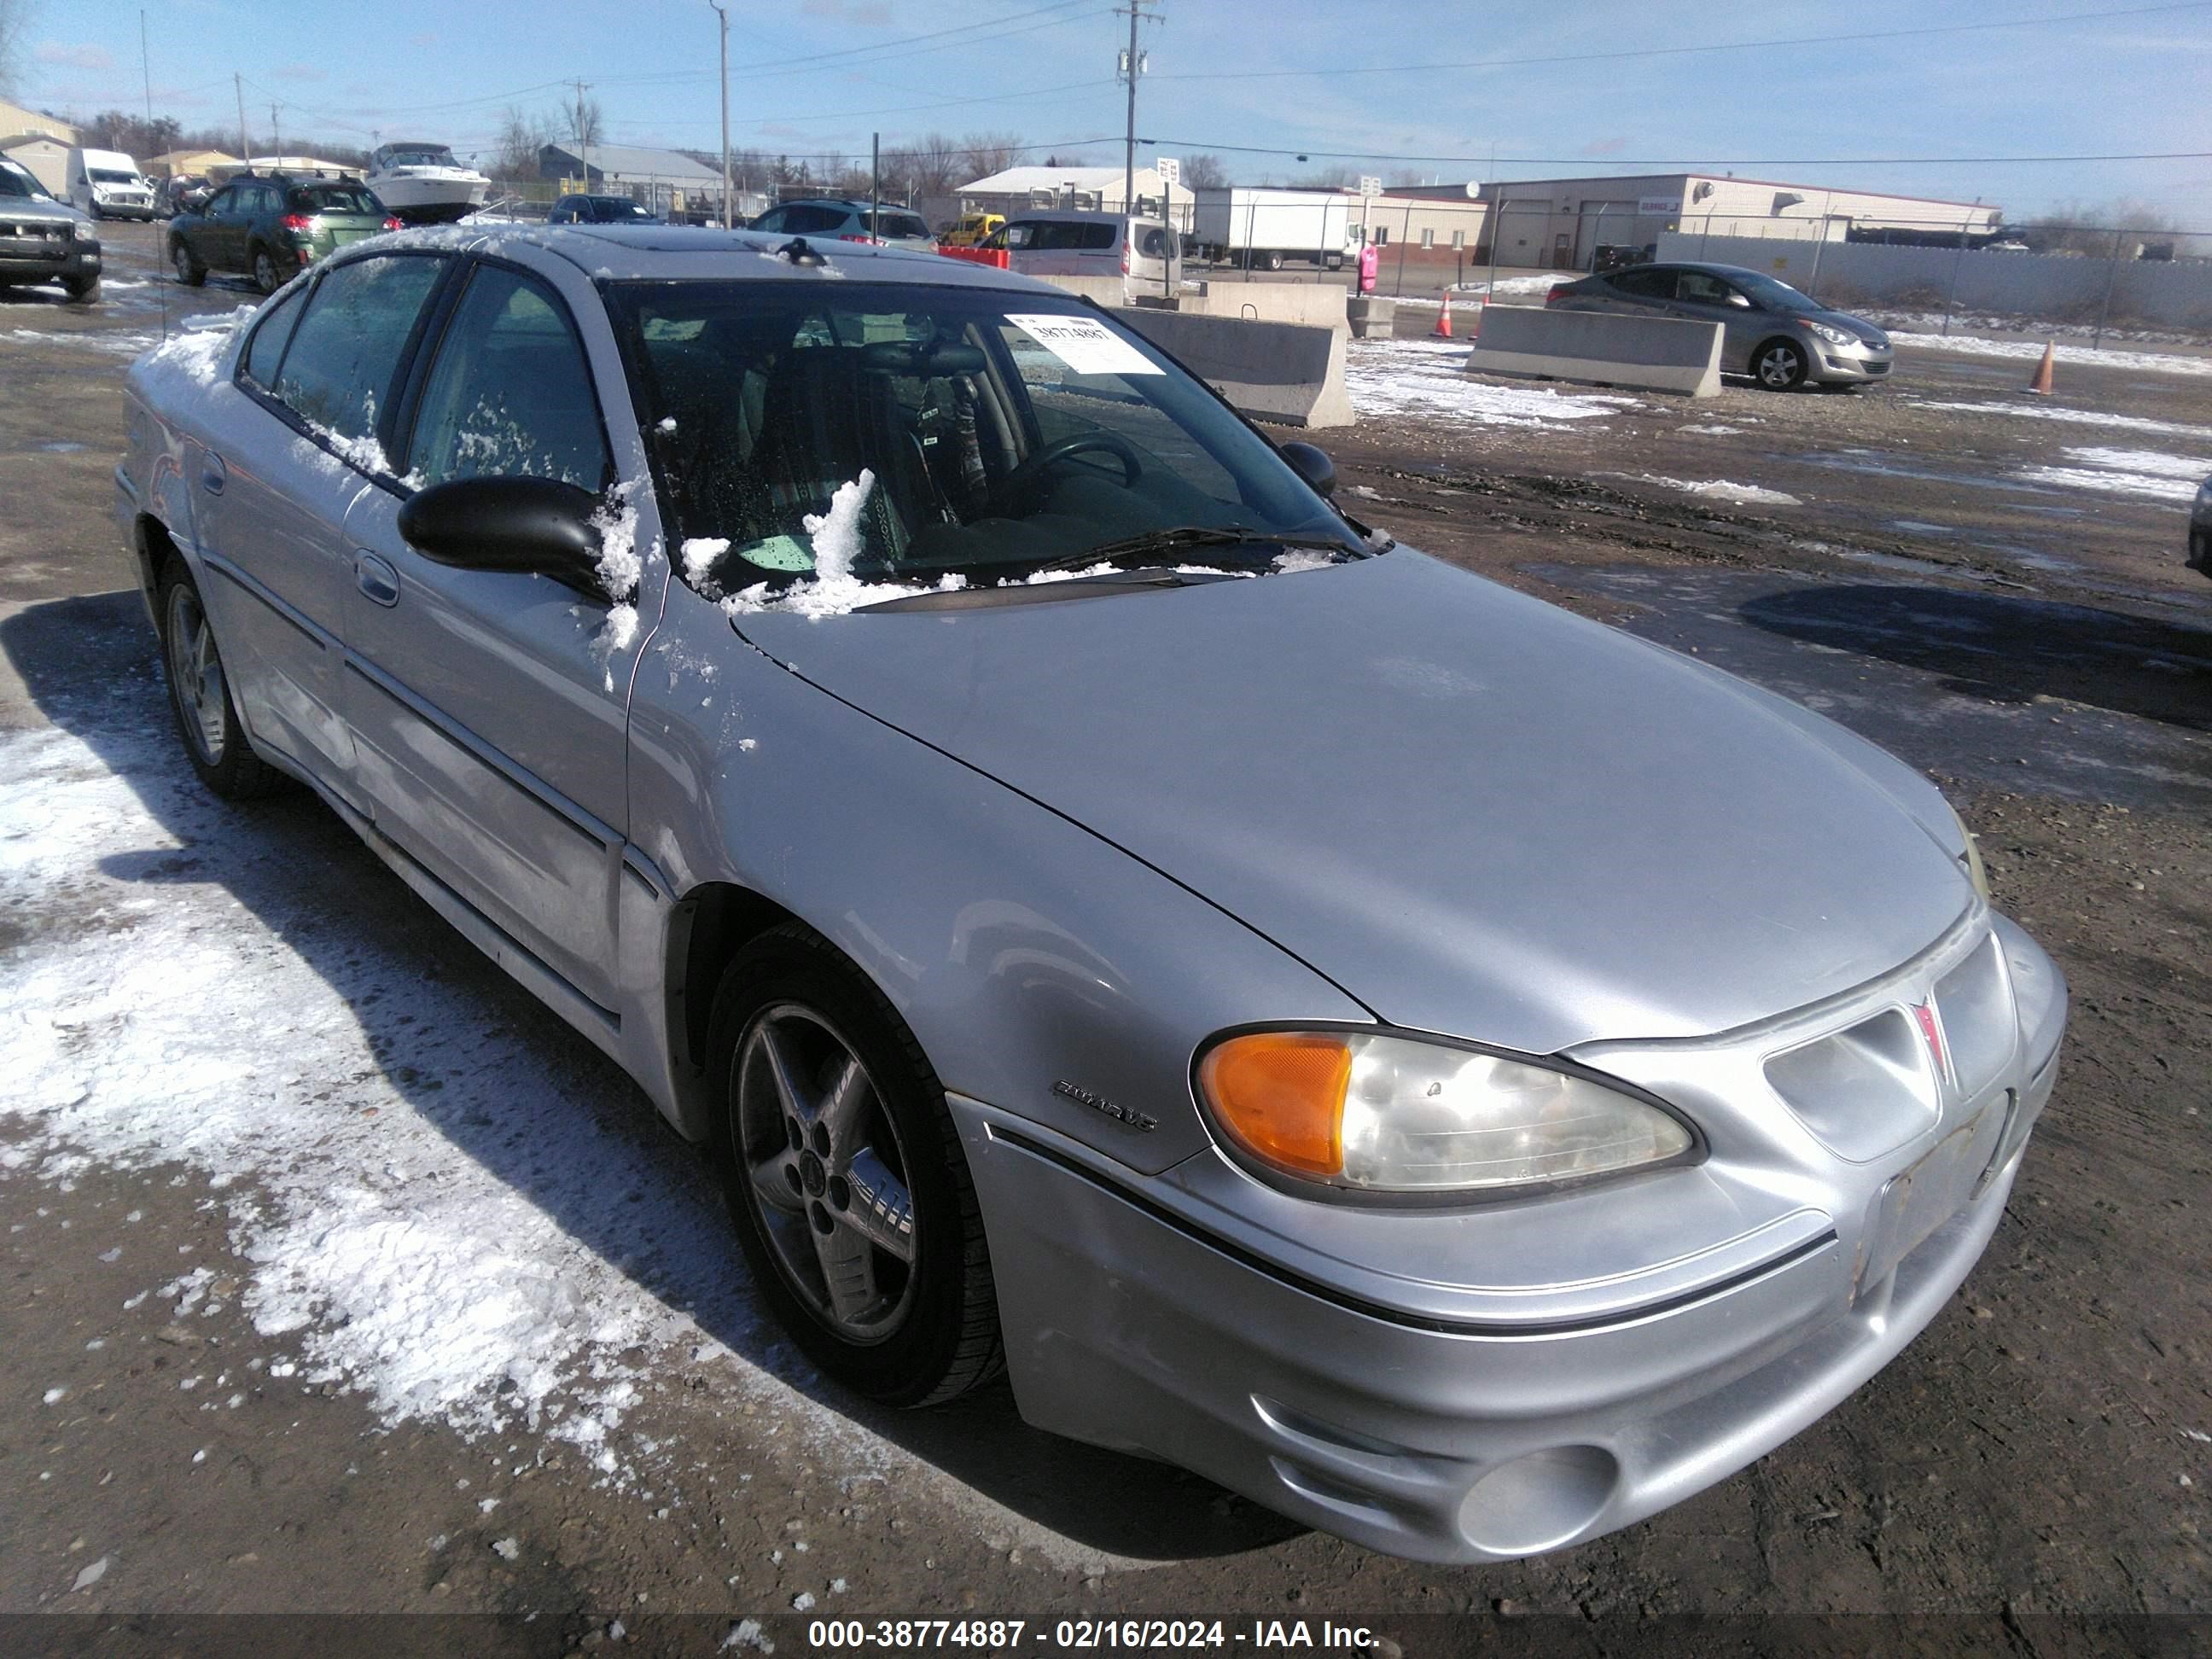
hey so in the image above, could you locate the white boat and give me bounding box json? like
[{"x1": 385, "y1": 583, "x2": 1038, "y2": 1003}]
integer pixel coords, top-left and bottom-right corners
[{"x1": 364, "y1": 142, "x2": 490, "y2": 224}]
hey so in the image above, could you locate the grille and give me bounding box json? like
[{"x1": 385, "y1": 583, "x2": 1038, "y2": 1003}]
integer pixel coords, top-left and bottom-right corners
[
  {"x1": 1763, "y1": 926, "x2": 2016, "y2": 1161},
  {"x1": 1864, "y1": 361, "x2": 1890, "y2": 375}
]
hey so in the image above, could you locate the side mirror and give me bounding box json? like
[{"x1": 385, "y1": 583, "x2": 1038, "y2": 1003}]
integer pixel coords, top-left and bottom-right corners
[
  {"x1": 397, "y1": 476, "x2": 606, "y2": 595},
  {"x1": 1279, "y1": 440, "x2": 1336, "y2": 498},
  {"x1": 1726, "y1": 293, "x2": 1754, "y2": 309}
]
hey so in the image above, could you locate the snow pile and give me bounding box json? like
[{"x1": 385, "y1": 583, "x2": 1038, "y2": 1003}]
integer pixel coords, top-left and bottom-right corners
[
  {"x1": 682, "y1": 537, "x2": 732, "y2": 597},
  {"x1": 128, "y1": 305, "x2": 260, "y2": 393},
  {"x1": 2013, "y1": 444, "x2": 2209, "y2": 503},
  {"x1": 721, "y1": 472, "x2": 968, "y2": 620},
  {"x1": 588, "y1": 486, "x2": 651, "y2": 690},
  {"x1": 1348, "y1": 338, "x2": 1639, "y2": 427},
  {"x1": 1633, "y1": 474, "x2": 1802, "y2": 508},
  {"x1": 1677, "y1": 423, "x2": 1749, "y2": 436},
  {"x1": 1888, "y1": 331, "x2": 2212, "y2": 379}
]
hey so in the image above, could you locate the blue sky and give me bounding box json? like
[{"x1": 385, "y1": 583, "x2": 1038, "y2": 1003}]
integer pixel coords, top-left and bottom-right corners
[{"x1": 21, "y1": 0, "x2": 2212, "y2": 220}]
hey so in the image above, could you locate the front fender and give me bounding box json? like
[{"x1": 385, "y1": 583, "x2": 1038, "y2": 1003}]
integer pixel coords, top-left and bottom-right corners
[{"x1": 625, "y1": 579, "x2": 1371, "y2": 1173}]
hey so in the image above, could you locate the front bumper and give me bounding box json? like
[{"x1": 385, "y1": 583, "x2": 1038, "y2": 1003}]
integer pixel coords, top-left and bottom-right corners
[
  {"x1": 0, "y1": 242, "x2": 102, "y2": 282},
  {"x1": 953, "y1": 913, "x2": 2063, "y2": 1562},
  {"x1": 1808, "y1": 339, "x2": 1895, "y2": 383}
]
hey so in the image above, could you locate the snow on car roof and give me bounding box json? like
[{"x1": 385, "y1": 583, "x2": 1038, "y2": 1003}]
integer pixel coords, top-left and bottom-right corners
[{"x1": 373, "y1": 222, "x2": 1061, "y2": 292}]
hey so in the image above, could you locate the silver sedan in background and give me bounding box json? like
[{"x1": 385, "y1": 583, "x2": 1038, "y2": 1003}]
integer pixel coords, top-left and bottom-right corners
[
  {"x1": 1549, "y1": 259, "x2": 1896, "y2": 389},
  {"x1": 117, "y1": 226, "x2": 2061, "y2": 1563}
]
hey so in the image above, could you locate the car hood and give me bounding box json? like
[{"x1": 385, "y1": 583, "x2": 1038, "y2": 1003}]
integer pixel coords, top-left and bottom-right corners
[{"x1": 733, "y1": 550, "x2": 1970, "y2": 1054}]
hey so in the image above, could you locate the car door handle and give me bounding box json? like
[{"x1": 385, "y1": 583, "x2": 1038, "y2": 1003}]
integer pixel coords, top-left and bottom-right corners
[
  {"x1": 200, "y1": 453, "x2": 226, "y2": 495},
  {"x1": 355, "y1": 552, "x2": 400, "y2": 608}
]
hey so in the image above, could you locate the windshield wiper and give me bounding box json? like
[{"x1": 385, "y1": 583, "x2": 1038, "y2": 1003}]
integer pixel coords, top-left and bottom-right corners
[{"x1": 1022, "y1": 526, "x2": 1359, "y2": 576}]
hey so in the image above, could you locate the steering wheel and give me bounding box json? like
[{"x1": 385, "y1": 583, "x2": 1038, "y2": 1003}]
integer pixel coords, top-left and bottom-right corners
[{"x1": 984, "y1": 431, "x2": 1143, "y2": 515}]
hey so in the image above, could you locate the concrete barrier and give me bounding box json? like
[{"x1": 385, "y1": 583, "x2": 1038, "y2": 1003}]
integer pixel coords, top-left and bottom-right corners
[
  {"x1": 1109, "y1": 308, "x2": 1353, "y2": 428},
  {"x1": 1181, "y1": 282, "x2": 1349, "y2": 332},
  {"x1": 1345, "y1": 295, "x2": 1395, "y2": 338},
  {"x1": 1464, "y1": 305, "x2": 1724, "y2": 396}
]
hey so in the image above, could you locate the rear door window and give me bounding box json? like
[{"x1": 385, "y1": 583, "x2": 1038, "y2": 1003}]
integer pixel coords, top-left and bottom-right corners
[
  {"x1": 405, "y1": 264, "x2": 610, "y2": 492},
  {"x1": 273, "y1": 254, "x2": 445, "y2": 453},
  {"x1": 1609, "y1": 269, "x2": 1670, "y2": 298}
]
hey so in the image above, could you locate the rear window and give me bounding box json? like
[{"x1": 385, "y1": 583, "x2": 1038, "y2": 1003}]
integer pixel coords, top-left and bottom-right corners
[
  {"x1": 872, "y1": 211, "x2": 928, "y2": 240},
  {"x1": 288, "y1": 185, "x2": 380, "y2": 215}
]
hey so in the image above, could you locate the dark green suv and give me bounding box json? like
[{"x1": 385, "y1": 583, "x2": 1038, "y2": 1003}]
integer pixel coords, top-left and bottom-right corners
[{"x1": 168, "y1": 173, "x2": 399, "y2": 294}]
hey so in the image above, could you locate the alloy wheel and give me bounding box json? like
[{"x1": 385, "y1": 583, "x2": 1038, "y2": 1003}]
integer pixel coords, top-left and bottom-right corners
[
  {"x1": 1757, "y1": 343, "x2": 1805, "y2": 388},
  {"x1": 253, "y1": 250, "x2": 281, "y2": 294},
  {"x1": 735, "y1": 1003, "x2": 918, "y2": 1343},
  {"x1": 165, "y1": 581, "x2": 227, "y2": 765}
]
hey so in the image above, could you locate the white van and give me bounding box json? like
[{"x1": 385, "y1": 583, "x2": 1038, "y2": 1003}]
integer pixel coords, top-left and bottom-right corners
[
  {"x1": 67, "y1": 148, "x2": 157, "y2": 220},
  {"x1": 999, "y1": 210, "x2": 1181, "y2": 299}
]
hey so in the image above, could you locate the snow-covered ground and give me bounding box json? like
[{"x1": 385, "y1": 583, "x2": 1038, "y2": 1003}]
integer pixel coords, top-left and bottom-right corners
[
  {"x1": 1347, "y1": 337, "x2": 1639, "y2": 427},
  {"x1": 1390, "y1": 271, "x2": 1579, "y2": 311},
  {"x1": 2012, "y1": 443, "x2": 2210, "y2": 503},
  {"x1": 1889, "y1": 331, "x2": 2212, "y2": 379},
  {"x1": 1908, "y1": 399, "x2": 2212, "y2": 443},
  {"x1": 0, "y1": 701, "x2": 901, "y2": 1499},
  {"x1": 1862, "y1": 309, "x2": 2212, "y2": 351}
]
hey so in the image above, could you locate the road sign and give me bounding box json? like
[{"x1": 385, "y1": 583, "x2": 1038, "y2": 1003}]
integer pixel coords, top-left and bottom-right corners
[
  {"x1": 1155, "y1": 156, "x2": 1179, "y2": 185},
  {"x1": 1359, "y1": 174, "x2": 1382, "y2": 198}
]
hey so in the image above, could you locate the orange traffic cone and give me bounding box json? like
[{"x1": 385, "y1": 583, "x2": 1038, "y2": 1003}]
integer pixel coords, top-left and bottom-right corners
[
  {"x1": 1433, "y1": 293, "x2": 1452, "y2": 338},
  {"x1": 2027, "y1": 341, "x2": 2055, "y2": 395}
]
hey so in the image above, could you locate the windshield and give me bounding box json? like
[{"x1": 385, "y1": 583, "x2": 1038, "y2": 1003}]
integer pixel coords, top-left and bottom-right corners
[
  {"x1": 0, "y1": 160, "x2": 50, "y2": 200},
  {"x1": 90, "y1": 168, "x2": 142, "y2": 184},
  {"x1": 1732, "y1": 271, "x2": 1815, "y2": 311},
  {"x1": 597, "y1": 198, "x2": 653, "y2": 220},
  {"x1": 608, "y1": 282, "x2": 1359, "y2": 586},
  {"x1": 385, "y1": 148, "x2": 456, "y2": 167}
]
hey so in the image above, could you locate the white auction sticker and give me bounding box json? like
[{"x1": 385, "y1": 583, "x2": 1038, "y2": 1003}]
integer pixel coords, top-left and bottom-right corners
[{"x1": 1004, "y1": 313, "x2": 1163, "y2": 376}]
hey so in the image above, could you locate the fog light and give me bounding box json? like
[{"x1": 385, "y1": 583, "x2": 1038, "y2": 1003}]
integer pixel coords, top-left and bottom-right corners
[{"x1": 1458, "y1": 1445, "x2": 1619, "y2": 1555}]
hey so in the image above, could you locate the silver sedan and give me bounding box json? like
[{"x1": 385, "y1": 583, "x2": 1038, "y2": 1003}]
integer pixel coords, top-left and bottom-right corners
[
  {"x1": 1549, "y1": 259, "x2": 1896, "y2": 388},
  {"x1": 115, "y1": 226, "x2": 2062, "y2": 1563}
]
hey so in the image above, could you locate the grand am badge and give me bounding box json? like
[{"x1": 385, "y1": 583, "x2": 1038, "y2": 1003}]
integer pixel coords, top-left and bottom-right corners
[{"x1": 1053, "y1": 1079, "x2": 1157, "y2": 1132}]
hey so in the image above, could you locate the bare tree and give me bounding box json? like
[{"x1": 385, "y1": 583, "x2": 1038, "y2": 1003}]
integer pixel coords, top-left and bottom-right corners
[
  {"x1": 958, "y1": 131, "x2": 1024, "y2": 183},
  {"x1": 2018, "y1": 198, "x2": 2180, "y2": 255},
  {"x1": 0, "y1": 0, "x2": 35, "y2": 100},
  {"x1": 903, "y1": 131, "x2": 963, "y2": 196},
  {"x1": 569, "y1": 95, "x2": 604, "y2": 154},
  {"x1": 492, "y1": 107, "x2": 551, "y2": 180},
  {"x1": 1181, "y1": 153, "x2": 1229, "y2": 190}
]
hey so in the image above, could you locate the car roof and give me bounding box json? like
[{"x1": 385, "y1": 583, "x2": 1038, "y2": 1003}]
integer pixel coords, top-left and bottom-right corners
[{"x1": 366, "y1": 222, "x2": 1077, "y2": 295}]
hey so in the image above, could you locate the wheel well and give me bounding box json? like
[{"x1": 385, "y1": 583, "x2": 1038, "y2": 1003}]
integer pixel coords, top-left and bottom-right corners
[
  {"x1": 1752, "y1": 334, "x2": 1802, "y2": 367},
  {"x1": 133, "y1": 513, "x2": 180, "y2": 608},
  {"x1": 668, "y1": 882, "x2": 804, "y2": 1080}
]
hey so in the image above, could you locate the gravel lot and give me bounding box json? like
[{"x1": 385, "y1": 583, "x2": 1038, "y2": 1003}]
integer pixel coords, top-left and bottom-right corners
[{"x1": 3, "y1": 224, "x2": 2208, "y2": 1650}]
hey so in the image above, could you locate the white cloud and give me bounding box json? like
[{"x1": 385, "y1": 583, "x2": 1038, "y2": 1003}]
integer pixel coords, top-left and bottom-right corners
[{"x1": 36, "y1": 42, "x2": 114, "y2": 71}]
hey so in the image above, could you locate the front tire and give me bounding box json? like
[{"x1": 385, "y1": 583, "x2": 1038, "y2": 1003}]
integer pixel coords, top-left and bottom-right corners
[
  {"x1": 1262, "y1": 249, "x2": 1284, "y2": 271},
  {"x1": 61, "y1": 274, "x2": 100, "y2": 305},
  {"x1": 708, "y1": 925, "x2": 1001, "y2": 1406},
  {"x1": 158, "y1": 562, "x2": 278, "y2": 799},
  {"x1": 1752, "y1": 337, "x2": 1808, "y2": 391}
]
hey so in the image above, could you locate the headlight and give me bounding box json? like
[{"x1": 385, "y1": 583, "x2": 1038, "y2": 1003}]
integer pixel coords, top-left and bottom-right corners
[
  {"x1": 1196, "y1": 1030, "x2": 1694, "y2": 1196},
  {"x1": 1809, "y1": 322, "x2": 1856, "y2": 347},
  {"x1": 1949, "y1": 805, "x2": 1991, "y2": 900}
]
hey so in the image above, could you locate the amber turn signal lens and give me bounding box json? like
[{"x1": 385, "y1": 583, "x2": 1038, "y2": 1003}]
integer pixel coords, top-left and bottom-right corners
[{"x1": 1199, "y1": 1032, "x2": 1353, "y2": 1177}]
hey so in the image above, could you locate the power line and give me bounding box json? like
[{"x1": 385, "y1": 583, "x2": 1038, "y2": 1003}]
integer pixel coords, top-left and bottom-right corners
[{"x1": 1149, "y1": 2, "x2": 2212, "y2": 83}]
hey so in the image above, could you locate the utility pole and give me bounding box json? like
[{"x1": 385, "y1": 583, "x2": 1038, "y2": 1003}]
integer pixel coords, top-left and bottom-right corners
[
  {"x1": 138, "y1": 11, "x2": 153, "y2": 132},
  {"x1": 235, "y1": 73, "x2": 249, "y2": 168},
  {"x1": 707, "y1": 0, "x2": 731, "y2": 225},
  {"x1": 870, "y1": 131, "x2": 880, "y2": 240},
  {"x1": 1116, "y1": 1, "x2": 1157, "y2": 223},
  {"x1": 271, "y1": 103, "x2": 282, "y2": 169},
  {"x1": 575, "y1": 79, "x2": 591, "y2": 194}
]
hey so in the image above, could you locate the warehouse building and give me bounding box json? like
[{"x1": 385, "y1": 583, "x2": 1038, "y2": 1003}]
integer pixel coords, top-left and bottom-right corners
[
  {"x1": 957, "y1": 165, "x2": 1192, "y2": 230},
  {"x1": 538, "y1": 142, "x2": 728, "y2": 219},
  {"x1": 1462, "y1": 173, "x2": 2002, "y2": 271}
]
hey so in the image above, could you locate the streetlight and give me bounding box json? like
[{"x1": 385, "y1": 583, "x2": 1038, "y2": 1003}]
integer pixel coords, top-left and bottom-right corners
[{"x1": 706, "y1": 0, "x2": 731, "y2": 227}]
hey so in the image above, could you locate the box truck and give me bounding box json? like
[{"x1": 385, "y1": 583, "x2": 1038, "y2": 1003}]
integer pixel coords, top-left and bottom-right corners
[{"x1": 1190, "y1": 188, "x2": 1361, "y2": 271}]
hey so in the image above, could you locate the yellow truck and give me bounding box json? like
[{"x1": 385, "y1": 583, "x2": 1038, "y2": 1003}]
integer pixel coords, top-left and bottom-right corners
[{"x1": 938, "y1": 211, "x2": 1004, "y2": 247}]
